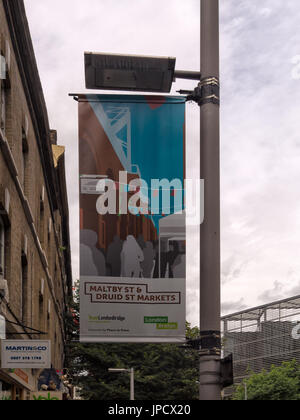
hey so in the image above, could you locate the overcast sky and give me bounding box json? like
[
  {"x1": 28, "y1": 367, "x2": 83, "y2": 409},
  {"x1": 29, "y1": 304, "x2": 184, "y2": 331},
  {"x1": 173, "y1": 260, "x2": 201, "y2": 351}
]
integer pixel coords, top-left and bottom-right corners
[{"x1": 24, "y1": 0, "x2": 300, "y2": 326}]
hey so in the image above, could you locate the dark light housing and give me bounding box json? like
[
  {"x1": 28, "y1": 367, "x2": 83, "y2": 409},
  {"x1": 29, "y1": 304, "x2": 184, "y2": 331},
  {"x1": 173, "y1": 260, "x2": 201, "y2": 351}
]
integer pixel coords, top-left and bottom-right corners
[{"x1": 85, "y1": 52, "x2": 176, "y2": 93}]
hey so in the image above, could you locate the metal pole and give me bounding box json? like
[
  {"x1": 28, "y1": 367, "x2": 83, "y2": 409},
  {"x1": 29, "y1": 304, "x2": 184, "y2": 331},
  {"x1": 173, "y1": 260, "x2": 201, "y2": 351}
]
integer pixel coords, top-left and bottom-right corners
[
  {"x1": 130, "y1": 368, "x2": 135, "y2": 401},
  {"x1": 199, "y1": 0, "x2": 221, "y2": 401}
]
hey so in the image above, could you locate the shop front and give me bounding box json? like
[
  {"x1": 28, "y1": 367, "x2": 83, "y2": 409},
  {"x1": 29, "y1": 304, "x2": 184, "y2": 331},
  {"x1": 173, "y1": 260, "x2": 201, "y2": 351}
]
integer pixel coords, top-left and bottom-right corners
[
  {"x1": 0, "y1": 368, "x2": 35, "y2": 400},
  {"x1": 0, "y1": 376, "x2": 12, "y2": 401}
]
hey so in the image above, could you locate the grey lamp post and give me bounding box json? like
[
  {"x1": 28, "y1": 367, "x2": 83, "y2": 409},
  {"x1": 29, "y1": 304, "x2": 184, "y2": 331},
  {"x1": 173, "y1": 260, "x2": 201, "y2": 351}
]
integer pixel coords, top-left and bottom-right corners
[
  {"x1": 108, "y1": 368, "x2": 135, "y2": 401},
  {"x1": 85, "y1": 0, "x2": 221, "y2": 400},
  {"x1": 198, "y1": 0, "x2": 221, "y2": 401}
]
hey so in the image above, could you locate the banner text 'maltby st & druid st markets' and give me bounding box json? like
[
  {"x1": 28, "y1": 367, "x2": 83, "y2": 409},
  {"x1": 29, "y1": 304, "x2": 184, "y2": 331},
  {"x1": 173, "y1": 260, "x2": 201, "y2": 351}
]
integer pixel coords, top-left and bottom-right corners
[{"x1": 85, "y1": 283, "x2": 181, "y2": 304}]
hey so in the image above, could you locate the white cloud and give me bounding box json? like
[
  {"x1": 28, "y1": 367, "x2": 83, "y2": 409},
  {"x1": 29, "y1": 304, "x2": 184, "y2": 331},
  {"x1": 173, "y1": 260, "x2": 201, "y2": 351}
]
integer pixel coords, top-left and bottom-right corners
[{"x1": 258, "y1": 7, "x2": 272, "y2": 18}]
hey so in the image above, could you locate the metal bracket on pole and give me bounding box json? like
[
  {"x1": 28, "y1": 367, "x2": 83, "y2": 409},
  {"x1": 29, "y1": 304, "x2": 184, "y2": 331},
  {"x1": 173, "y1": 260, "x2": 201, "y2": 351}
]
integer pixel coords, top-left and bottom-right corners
[
  {"x1": 174, "y1": 70, "x2": 201, "y2": 81},
  {"x1": 189, "y1": 331, "x2": 221, "y2": 357},
  {"x1": 186, "y1": 331, "x2": 221, "y2": 356},
  {"x1": 200, "y1": 331, "x2": 221, "y2": 356},
  {"x1": 186, "y1": 77, "x2": 220, "y2": 107}
]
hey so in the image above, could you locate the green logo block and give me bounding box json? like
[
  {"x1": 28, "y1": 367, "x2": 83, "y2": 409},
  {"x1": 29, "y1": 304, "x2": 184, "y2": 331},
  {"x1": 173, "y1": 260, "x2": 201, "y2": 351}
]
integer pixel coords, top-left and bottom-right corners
[
  {"x1": 156, "y1": 323, "x2": 178, "y2": 330},
  {"x1": 32, "y1": 393, "x2": 60, "y2": 401},
  {"x1": 144, "y1": 317, "x2": 168, "y2": 324}
]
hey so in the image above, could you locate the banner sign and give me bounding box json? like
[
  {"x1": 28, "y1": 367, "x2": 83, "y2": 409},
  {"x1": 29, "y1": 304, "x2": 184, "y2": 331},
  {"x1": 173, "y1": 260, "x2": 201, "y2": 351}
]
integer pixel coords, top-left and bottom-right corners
[
  {"x1": 1, "y1": 340, "x2": 51, "y2": 369},
  {"x1": 79, "y1": 94, "x2": 186, "y2": 343}
]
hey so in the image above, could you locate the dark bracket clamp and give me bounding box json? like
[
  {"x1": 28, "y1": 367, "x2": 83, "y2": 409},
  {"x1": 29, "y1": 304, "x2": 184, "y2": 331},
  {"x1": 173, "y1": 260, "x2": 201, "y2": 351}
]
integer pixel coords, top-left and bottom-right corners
[
  {"x1": 187, "y1": 330, "x2": 221, "y2": 356},
  {"x1": 186, "y1": 77, "x2": 220, "y2": 107},
  {"x1": 200, "y1": 330, "x2": 222, "y2": 356},
  {"x1": 186, "y1": 334, "x2": 233, "y2": 388}
]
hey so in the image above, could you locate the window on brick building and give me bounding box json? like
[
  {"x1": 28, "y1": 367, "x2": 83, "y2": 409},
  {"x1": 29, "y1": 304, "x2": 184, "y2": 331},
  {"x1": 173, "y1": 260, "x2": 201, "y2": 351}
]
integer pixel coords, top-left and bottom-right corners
[
  {"x1": 20, "y1": 129, "x2": 29, "y2": 193},
  {"x1": 0, "y1": 216, "x2": 5, "y2": 277},
  {"x1": 0, "y1": 48, "x2": 8, "y2": 134},
  {"x1": 39, "y1": 289, "x2": 44, "y2": 333},
  {"x1": 39, "y1": 189, "x2": 45, "y2": 247},
  {"x1": 21, "y1": 252, "x2": 28, "y2": 322},
  {"x1": 0, "y1": 78, "x2": 6, "y2": 132},
  {"x1": 0, "y1": 38, "x2": 11, "y2": 136},
  {"x1": 48, "y1": 218, "x2": 52, "y2": 244},
  {"x1": 47, "y1": 299, "x2": 51, "y2": 334}
]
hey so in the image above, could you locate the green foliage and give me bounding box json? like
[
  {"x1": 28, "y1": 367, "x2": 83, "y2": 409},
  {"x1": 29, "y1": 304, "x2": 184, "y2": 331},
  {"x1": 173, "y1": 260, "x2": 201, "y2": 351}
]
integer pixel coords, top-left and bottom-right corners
[
  {"x1": 1, "y1": 396, "x2": 12, "y2": 401},
  {"x1": 65, "y1": 286, "x2": 200, "y2": 401},
  {"x1": 233, "y1": 360, "x2": 300, "y2": 401}
]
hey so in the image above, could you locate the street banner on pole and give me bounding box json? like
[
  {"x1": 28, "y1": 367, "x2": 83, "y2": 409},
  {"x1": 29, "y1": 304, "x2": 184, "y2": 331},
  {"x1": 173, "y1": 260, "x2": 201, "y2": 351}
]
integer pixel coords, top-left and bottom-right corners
[{"x1": 79, "y1": 94, "x2": 186, "y2": 343}]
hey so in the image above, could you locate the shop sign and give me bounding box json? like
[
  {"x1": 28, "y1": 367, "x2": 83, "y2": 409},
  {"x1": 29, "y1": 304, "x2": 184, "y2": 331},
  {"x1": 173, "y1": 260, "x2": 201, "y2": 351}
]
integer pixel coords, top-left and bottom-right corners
[{"x1": 1, "y1": 340, "x2": 51, "y2": 369}]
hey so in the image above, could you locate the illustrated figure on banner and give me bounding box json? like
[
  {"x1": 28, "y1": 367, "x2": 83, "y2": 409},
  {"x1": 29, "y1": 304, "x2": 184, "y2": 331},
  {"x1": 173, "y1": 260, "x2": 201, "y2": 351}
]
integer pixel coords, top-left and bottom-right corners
[
  {"x1": 80, "y1": 228, "x2": 185, "y2": 280},
  {"x1": 121, "y1": 235, "x2": 144, "y2": 278},
  {"x1": 106, "y1": 235, "x2": 123, "y2": 276},
  {"x1": 141, "y1": 241, "x2": 156, "y2": 278},
  {"x1": 80, "y1": 229, "x2": 106, "y2": 276}
]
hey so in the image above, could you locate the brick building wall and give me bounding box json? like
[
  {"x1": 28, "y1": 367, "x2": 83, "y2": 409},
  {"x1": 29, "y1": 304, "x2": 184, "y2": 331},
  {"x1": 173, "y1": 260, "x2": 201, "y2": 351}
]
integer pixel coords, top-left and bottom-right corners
[{"x1": 0, "y1": 0, "x2": 72, "y2": 399}]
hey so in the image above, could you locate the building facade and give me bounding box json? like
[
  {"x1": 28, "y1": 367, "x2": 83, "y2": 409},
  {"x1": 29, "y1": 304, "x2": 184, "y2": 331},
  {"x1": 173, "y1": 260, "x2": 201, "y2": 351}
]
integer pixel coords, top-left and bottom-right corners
[
  {"x1": 222, "y1": 295, "x2": 300, "y2": 398},
  {"x1": 0, "y1": 0, "x2": 72, "y2": 400}
]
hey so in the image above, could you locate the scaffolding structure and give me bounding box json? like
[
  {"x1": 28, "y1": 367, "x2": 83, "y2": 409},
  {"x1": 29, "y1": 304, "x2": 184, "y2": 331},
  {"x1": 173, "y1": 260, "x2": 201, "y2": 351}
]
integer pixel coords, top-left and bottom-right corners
[{"x1": 222, "y1": 295, "x2": 300, "y2": 394}]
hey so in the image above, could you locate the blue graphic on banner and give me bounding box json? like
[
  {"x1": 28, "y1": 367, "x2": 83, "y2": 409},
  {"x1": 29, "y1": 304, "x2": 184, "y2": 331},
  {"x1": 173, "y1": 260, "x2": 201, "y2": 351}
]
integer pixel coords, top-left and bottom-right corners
[{"x1": 86, "y1": 94, "x2": 185, "y2": 227}]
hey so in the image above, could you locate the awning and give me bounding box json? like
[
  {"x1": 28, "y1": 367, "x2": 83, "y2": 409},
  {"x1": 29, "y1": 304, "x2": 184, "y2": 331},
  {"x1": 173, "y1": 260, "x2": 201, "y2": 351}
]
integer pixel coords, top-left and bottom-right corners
[
  {"x1": 159, "y1": 211, "x2": 186, "y2": 239},
  {"x1": 0, "y1": 368, "x2": 35, "y2": 392}
]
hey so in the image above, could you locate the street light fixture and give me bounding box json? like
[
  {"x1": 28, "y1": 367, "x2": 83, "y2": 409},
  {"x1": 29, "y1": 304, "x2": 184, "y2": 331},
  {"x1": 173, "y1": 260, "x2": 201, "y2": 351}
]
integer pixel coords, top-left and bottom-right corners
[
  {"x1": 85, "y1": 52, "x2": 201, "y2": 93},
  {"x1": 108, "y1": 368, "x2": 135, "y2": 401}
]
